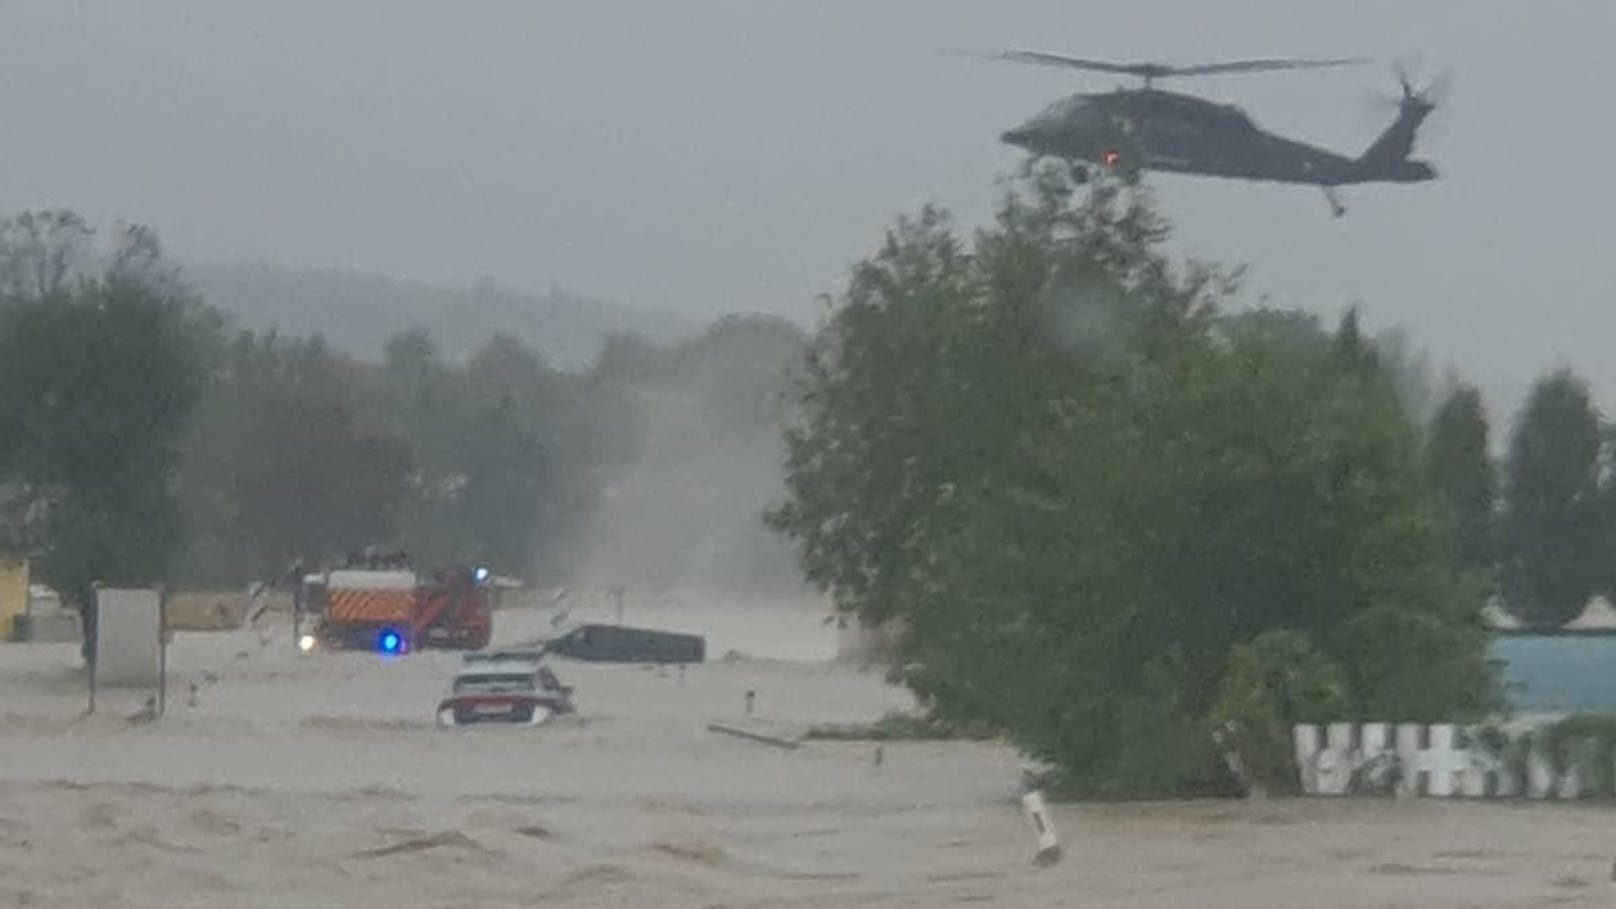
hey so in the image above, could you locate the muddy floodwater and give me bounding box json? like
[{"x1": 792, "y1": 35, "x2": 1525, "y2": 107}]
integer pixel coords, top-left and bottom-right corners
[{"x1": 1, "y1": 603, "x2": 1609, "y2": 908}]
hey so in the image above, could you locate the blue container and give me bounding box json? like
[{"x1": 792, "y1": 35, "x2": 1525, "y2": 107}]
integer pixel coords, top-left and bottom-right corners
[{"x1": 1489, "y1": 633, "x2": 1616, "y2": 715}]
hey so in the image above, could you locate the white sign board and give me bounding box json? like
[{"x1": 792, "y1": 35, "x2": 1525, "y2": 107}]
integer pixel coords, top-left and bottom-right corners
[{"x1": 94, "y1": 587, "x2": 162, "y2": 687}]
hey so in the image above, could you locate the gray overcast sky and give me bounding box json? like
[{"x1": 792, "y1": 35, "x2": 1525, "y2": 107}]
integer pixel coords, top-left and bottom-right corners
[{"x1": 2, "y1": 1, "x2": 1612, "y2": 423}]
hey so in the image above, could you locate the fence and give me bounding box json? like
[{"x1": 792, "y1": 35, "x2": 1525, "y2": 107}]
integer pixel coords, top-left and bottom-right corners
[{"x1": 1292, "y1": 722, "x2": 1612, "y2": 799}]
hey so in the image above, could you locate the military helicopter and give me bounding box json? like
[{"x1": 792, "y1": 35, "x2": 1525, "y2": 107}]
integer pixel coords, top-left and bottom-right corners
[{"x1": 984, "y1": 50, "x2": 1444, "y2": 217}]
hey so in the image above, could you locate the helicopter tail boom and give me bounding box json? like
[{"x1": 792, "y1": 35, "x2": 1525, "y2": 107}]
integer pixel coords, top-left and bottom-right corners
[{"x1": 1351, "y1": 71, "x2": 1441, "y2": 182}]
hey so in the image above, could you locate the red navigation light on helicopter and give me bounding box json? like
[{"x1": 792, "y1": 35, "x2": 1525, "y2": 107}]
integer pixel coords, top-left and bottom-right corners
[{"x1": 1102, "y1": 149, "x2": 1120, "y2": 167}]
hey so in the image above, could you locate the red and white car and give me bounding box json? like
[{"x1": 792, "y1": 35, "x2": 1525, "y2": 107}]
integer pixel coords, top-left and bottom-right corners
[{"x1": 436, "y1": 654, "x2": 575, "y2": 727}]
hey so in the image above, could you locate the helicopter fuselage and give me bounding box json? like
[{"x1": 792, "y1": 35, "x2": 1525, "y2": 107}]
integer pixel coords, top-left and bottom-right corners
[{"x1": 1001, "y1": 87, "x2": 1431, "y2": 187}]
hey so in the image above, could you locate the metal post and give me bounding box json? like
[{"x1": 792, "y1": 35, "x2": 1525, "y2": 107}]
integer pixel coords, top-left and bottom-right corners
[
  {"x1": 157, "y1": 585, "x2": 167, "y2": 718},
  {"x1": 610, "y1": 587, "x2": 625, "y2": 625},
  {"x1": 86, "y1": 582, "x2": 100, "y2": 715}
]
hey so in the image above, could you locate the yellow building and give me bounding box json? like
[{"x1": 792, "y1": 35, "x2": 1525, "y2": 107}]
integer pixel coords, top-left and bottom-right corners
[{"x1": 0, "y1": 555, "x2": 26, "y2": 641}]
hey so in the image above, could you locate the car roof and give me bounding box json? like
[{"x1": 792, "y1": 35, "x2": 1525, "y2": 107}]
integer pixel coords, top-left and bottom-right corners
[
  {"x1": 455, "y1": 662, "x2": 542, "y2": 678},
  {"x1": 464, "y1": 649, "x2": 549, "y2": 663}
]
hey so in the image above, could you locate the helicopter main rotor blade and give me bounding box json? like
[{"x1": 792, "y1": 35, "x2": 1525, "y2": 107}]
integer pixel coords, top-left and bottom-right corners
[
  {"x1": 991, "y1": 50, "x2": 1163, "y2": 77},
  {"x1": 988, "y1": 49, "x2": 1368, "y2": 80},
  {"x1": 1169, "y1": 57, "x2": 1370, "y2": 76}
]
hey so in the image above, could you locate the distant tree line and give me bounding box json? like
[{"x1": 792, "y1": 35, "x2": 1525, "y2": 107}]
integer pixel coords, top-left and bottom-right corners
[
  {"x1": 0, "y1": 209, "x2": 805, "y2": 618},
  {"x1": 1428, "y1": 366, "x2": 1616, "y2": 630}
]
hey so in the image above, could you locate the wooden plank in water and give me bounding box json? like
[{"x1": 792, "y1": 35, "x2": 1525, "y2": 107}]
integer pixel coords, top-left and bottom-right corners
[{"x1": 706, "y1": 722, "x2": 802, "y2": 750}]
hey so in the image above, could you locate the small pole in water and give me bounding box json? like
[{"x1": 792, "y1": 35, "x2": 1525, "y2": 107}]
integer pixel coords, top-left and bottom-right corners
[
  {"x1": 1022, "y1": 790, "x2": 1062, "y2": 867},
  {"x1": 157, "y1": 586, "x2": 168, "y2": 719},
  {"x1": 291, "y1": 584, "x2": 302, "y2": 652},
  {"x1": 873, "y1": 745, "x2": 884, "y2": 772},
  {"x1": 86, "y1": 582, "x2": 101, "y2": 715},
  {"x1": 745, "y1": 690, "x2": 756, "y2": 716}
]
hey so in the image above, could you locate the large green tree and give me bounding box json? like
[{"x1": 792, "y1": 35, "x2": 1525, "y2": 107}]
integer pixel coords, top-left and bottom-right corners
[
  {"x1": 0, "y1": 213, "x2": 212, "y2": 659},
  {"x1": 1501, "y1": 369, "x2": 1604, "y2": 627},
  {"x1": 770, "y1": 169, "x2": 1492, "y2": 796}
]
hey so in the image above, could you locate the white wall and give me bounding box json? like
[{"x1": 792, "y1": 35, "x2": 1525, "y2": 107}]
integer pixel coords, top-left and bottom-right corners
[{"x1": 1294, "y1": 721, "x2": 1603, "y2": 799}]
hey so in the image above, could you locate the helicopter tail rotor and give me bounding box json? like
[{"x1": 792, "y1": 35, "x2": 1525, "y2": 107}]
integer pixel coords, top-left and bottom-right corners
[
  {"x1": 1364, "y1": 58, "x2": 1450, "y2": 142},
  {"x1": 1377, "y1": 55, "x2": 1451, "y2": 111},
  {"x1": 1355, "y1": 57, "x2": 1448, "y2": 178}
]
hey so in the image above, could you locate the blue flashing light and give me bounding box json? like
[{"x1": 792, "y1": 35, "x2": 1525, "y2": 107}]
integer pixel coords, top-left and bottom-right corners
[{"x1": 377, "y1": 628, "x2": 405, "y2": 655}]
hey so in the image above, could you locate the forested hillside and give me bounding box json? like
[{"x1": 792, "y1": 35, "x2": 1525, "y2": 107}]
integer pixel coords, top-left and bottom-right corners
[
  {"x1": 0, "y1": 212, "x2": 806, "y2": 596},
  {"x1": 187, "y1": 262, "x2": 695, "y2": 369}
]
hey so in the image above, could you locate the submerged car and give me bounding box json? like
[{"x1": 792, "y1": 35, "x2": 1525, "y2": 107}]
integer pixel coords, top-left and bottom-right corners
[
  {"x1": 436, "y1": 655, "x2": 575, "y2": 727},
  {"x1": 543, "y1": 623, "x2": 705, "y2": 664}
]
